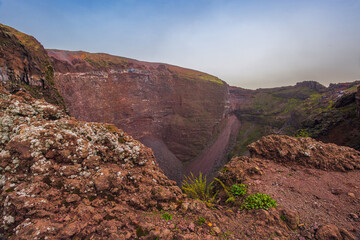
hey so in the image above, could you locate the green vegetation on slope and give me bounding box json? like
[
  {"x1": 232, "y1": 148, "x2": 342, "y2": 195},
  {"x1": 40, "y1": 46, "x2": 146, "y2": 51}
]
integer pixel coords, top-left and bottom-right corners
[
  {"x1": 229, "y1": 122, "x2": 263, "y2": 157},
  {"x1": 168, "y1": 65, "x2": 224, "y2": 85},
  {"x1": 81, "y1": 52, "x2": 129, "y2": 69},
  {"x1": 230, "y1": 82, "x2": 360, "y2": 158}
]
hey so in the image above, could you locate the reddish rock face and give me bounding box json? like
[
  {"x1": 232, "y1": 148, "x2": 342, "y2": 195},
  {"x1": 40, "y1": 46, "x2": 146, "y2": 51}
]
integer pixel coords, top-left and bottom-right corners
[
  {"x1": 48, "y1": 50, "x2": 231, "y2": 181},
  {"x1": 0, "y1": 24, "x2": 65, "y2": 108},
  {"x1": 248, "y1": 135, "x2": 360, "y2": 171}
]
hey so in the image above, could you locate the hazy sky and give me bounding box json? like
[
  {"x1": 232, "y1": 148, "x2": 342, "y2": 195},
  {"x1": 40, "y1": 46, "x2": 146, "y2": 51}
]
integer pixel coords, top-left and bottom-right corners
[{"x1": 0, "y1": 0, "x2": 359, "y2": 89}]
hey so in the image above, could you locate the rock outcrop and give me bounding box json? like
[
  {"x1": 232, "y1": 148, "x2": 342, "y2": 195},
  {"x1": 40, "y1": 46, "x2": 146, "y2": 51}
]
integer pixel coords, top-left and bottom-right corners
[
  {"x1": 218, "y1": 136, "x2": 359, "y2": 239},
  {"x1": 0, "y1": 24, "x2": 65, "y2": 108},
  {"x1": 0, "y1": 84, "x2": 183, "y2": 239},
  {"x1": 248, "y1": 135, "x2": 360, "y2": 171}
]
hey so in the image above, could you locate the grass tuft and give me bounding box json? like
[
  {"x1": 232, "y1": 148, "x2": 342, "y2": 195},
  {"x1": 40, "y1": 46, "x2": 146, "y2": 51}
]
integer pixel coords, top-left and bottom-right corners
[{"x1": 181, "y1": 172, "x2": 215, "y2": 202}]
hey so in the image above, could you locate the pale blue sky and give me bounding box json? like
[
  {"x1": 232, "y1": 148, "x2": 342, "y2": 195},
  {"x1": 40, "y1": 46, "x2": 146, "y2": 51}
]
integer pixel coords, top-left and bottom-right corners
[{"x1": 0, "y1": 0, "x2": 359, "y2": 88}]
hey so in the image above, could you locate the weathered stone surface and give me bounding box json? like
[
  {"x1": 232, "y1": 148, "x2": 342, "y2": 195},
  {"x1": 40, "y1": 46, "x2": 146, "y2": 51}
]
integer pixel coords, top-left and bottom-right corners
[
  {"x1": 280, "y1": 209, "x2": 300, "y2": 230},
  {"x1": 0, "y1": 85, "x2": 183, "y2": 239},
  {"x1": 316, "y1": 224, "x2": 342, "y2": 240},
  {"x1": 248, "y1": 135, "x2": 360, "y2": 171}
]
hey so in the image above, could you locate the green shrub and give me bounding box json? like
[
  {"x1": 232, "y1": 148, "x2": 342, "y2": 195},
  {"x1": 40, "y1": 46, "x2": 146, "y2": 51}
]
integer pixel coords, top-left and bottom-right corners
[
  {"x1": 229, "y1": 184, "x2": 247, "y2": 197},
  {"x1": 242, "y1": 193, "x2": 277, "y2": 210},
  {"x1": 136, "y1": 226, "x2": 149, "y2": 237},
  {"x1": 295, "y1": 129, "x2": 309, "y2": 138},
  {"x1": 181, "y1": 172, "x2": 215, "y2": 201},
  {"x1": 161, "y1": 212, "x2": 172, "y2": 221},
  {"x1": 214, "y1": 178, "x2": 247, "y2": 203},
  {"x1": 197, "y1": 216, "x2": 206, "y2": 226}
]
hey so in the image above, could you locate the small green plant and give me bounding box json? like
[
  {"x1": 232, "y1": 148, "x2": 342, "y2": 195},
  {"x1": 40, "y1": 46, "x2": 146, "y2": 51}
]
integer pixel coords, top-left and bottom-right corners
[
  {"x1": 229, "y1": 184, "x2": 247, "y2": 197},
  {"x1": 328, "y1": 100, "x2": 334, "y2": 109},
  {"x1": 295, "y1": 129, "x2": 309, "y2": 138},
  {"x1": 42, "y1": 65, "x2": 55, "y2": 85},
  {"x1": 5, "y1": 188, "x2": 15, "y2": 193},
  {"x1": 197, "y1": 216, "x2": 206, "y2": 226},
  {"x1": 161, "y1": 212, "x2": 172, "y2": 221},
  {"x1": 215, "y1": 178, "x2": 247, "y2": 203},
  {"x1": 136, "y1": 226, "x2": 149, "y2": 237},
  {"x1": 280, "y1": 215, "x2": 286, "y2": 221},
  {"x1": 181, "y1": 172, "x2": 215, "y2": 201},
  {"x1": 242, "y1": 193, "x2": 277, "y2": 210}
]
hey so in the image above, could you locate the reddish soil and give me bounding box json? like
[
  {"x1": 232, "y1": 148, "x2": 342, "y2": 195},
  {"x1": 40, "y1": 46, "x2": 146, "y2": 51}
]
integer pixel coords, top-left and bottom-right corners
[
  {"x1": 243, "y1": 135, "x2": 360, "y2": 239},
  {"x1": 248, "y1": 160, "x2": 360, "y2": 238}
]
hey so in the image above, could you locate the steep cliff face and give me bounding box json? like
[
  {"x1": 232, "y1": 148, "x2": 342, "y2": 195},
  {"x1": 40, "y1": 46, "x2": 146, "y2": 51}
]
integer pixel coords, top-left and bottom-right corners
[
  {"x1": 0, "y1": 24, "x2": 65, "y2": 108},
  {"x1": 48, "y1": 50, "x2": 232, "y2": 181}
]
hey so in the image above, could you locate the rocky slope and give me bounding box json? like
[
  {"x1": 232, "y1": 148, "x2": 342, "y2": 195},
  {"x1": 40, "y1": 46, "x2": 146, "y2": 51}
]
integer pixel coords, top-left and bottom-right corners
[
  {"x1": 0, "y1": 24, "x2": 65, "y2": 109},
  {"x1": 0, "y1": 83, "x2": 183, "y2": 239},
  {"x1": 48, "y1": 49, "x2": 238, "y2": 182},
  {"x1": 229, "y1": 80, "x2": 360, "y2": 157},
  {"x1": 1, "y1": 85, "x2": 359, "y2": 239},
  {"x1": 248, "y1": 135, "x2": 360, "y2": 171},
  {"x1": 218, "y1": 135, "x2": 360, "y2": 239}
]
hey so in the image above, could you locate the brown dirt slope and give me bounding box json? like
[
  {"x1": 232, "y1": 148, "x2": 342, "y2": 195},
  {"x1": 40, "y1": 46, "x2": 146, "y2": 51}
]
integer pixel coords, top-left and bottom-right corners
[{"x1": 216, "y1": 136, "x2": 360, "y2": 239}]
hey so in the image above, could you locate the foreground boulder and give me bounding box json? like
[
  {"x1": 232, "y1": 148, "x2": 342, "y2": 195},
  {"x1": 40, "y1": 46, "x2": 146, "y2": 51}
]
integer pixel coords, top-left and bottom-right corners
[{"x1": 0, "y1": 85, "x2": 182, "y2": 239}]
